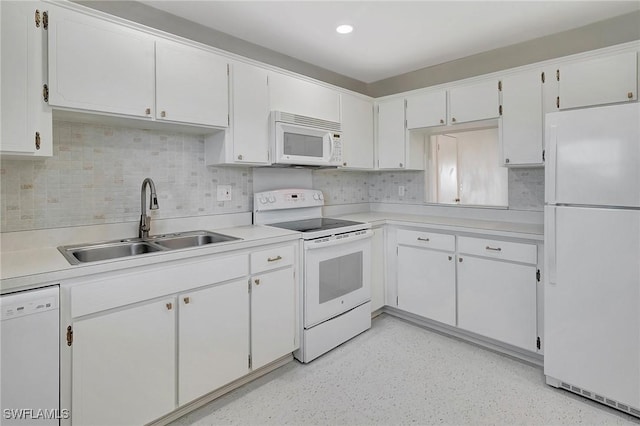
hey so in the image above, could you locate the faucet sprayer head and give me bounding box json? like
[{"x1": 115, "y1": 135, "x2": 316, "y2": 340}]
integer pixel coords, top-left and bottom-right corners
[{"x1": 151, "y1": 194, "x2": 159, "y2": 210}]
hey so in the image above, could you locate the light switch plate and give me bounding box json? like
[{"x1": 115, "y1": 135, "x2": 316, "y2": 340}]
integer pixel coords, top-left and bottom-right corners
[{"x1": 217, "y1": 185, "x2": 232, "y2": 201}]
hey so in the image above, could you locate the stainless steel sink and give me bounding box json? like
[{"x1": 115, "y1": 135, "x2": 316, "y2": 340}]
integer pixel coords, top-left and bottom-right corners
[{"x1": 58, "y1": 230, "x2": 241, "y2": 265}]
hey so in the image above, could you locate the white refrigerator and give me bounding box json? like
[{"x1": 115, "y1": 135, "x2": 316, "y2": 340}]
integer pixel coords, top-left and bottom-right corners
[{"x1": 544, "y1": 102, "x2": 640, "y2": 415}]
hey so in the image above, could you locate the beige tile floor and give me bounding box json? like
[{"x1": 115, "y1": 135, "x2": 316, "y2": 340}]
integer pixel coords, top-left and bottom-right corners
[{"x1": 171, "y1": 314, "x2": 639, "y2": 425}]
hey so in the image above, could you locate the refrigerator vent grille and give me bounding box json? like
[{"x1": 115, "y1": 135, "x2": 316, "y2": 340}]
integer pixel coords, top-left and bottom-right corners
[{"x1": 560, "y1": 382, "x2": 640, "y2": 418}]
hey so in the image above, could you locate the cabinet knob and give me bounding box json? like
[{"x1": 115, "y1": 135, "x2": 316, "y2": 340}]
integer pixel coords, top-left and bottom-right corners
[
  {"x1": 183, "y1": 297, "x2": 190, "y2": 304},
  {"x1": 343, "y1": 162, "x2": 347, "y2": 167},
  {"x1": 160, "y1": 111, "x2": 166, "y2": 118},
  {"x1": 399, "y1": 162, "x2": 403, "y2": 167},
  {"x1": 451, "y1": 117, "x2": 457, "y2": 123},
  {"x1": 145, "y1": 108, "x2": 151, "y2": 115},
  {"x1": 629, "y1": 92, "x2": 634, "y2": 99},
  {"x1": 166, "y1": 302, "x2": 173, "y2": 310},
  {"x1": 458, "y1": 257, "x2": 463, "y2": 263},
  {"x1": 505, "y1": 158, "x2": 510, "y2": 164},
  {"x1": 439, "y1": 119, "x2": 444, "y2": 124},
  {"x1": 255, "y1": 279, "x2": 261, "y2": 285},
  {"x1": 448, "y1": 256, "x2": 452, "y2": 261},
  {"x1": 237, "y1": 154, "x2": 243, "y2": 160}
]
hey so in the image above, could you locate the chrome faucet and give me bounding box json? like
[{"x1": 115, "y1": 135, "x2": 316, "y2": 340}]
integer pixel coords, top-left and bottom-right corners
[{"x1": 139, "y1": 178, "x2": 159, "y2": 238}]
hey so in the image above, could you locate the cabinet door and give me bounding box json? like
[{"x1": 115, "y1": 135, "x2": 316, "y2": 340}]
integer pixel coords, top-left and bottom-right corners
[
  {"x1": 558, "y1": 51, "x2": 637, "y2": 110},
  {"x1": 48, "y1": 7, "x2": 155, "y2": 118},
  {"x1": 341, "y1": 93, "x2": 374, "y2": 169},
  {"x1": 178, "y1": 280, "x2": 249, "y2": 406},
  {"x1": 449, "y1": 80, "x2": 500, "y2": 124},
  {"x1": 156, "y1": 40, "x2": 228, "y2": 127},
  {"x1": 499, "y1": 70, "x2": 544, "y2": 166},
  {"x1": 406, "y1": 90, "x2": 447, "y2": 129},
  {"x1": 457, "y1": 256, "x2": 537, "y2": 350},
  {"x1": 397, "y1": 246, "x2": 456, "y2": 325},
  {"x1": 231, "y1": 62, "x2": 269, "y2": 163},
  {"x1": 0, "y1": 1, "x2": 52, "y2": 156},
  {"x1": 268, "y1": 72, "x2": 340, "y2": 122},
  {"x1": 72, "y1": 298, "x2": 176, "y2": 426},
  {"x1": 370, "y1": 227, "x2": 385, "y2": 311},
  {"x1": 251, "y1": 267, "x2": 295, "y2": 369},
  {"x1": 377, "y1": 98, "x2": 406, "y2": 169}
]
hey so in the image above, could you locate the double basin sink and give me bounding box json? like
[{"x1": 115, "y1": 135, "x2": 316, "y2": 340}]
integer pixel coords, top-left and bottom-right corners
[{"x1": 58, "y1": 230, "x2": 241, "y2": 265}]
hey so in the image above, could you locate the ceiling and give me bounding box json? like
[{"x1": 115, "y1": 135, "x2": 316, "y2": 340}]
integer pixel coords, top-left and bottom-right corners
[{"x1": 141, "y1": 1, "x2": 640, "y2": 83}]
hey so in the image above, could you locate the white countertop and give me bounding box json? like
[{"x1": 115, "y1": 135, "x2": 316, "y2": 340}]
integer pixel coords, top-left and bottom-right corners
[{"x1": 1, "y1": 225, "x2": 300, "y2": 294}]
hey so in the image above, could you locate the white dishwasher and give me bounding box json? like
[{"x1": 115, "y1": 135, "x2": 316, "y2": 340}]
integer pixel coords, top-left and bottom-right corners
[{"x1": 1, "y1": 286, "x2": 60, "y2": 425}]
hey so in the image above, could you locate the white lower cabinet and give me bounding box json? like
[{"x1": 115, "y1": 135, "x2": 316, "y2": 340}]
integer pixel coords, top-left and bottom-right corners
[
  {"x1": 72, "y1": 298, "x2": 177, "y2": 426},
  {"x1": 397, "y1": 245, "x2": 456, "y2": 326},
  {"x1": 178, "y1": 280, "x2": 249, "y2": 406},
  {"x1": 370, "y1": 227, "x2": 385, "y2": 312}
]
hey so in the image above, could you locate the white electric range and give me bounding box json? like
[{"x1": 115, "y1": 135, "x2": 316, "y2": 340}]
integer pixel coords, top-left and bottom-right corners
[{"x1": 253, "y1": 189, "x2": 372, "y2": 363}]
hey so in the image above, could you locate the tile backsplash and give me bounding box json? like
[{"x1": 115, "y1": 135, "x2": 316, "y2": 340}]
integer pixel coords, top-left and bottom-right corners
[
  {"x1": 1, "y1": 121, "x2": 252, "y2": 232},
  {"x1": 1, "y1": 121, "x2": 543, "y2": 233}
]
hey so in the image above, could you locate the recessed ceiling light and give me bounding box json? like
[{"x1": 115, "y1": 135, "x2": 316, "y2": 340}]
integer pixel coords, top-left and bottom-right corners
[{"x1": 336, "y1": 24, "x2": 353, "y2": 34}]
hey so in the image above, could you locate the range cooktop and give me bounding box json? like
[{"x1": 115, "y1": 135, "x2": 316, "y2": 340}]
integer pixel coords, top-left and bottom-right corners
[{"x1": 269, "y1": 218, "x2": 365, "y2": 233}]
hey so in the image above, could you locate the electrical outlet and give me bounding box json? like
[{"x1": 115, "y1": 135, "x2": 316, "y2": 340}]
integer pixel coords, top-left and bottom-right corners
[
  {"x1": 217, "y1": 185, "x2": 232, "y2": 201},
  {"x1": 398, "y1": 186, "x2": 406, "y2": 197}
]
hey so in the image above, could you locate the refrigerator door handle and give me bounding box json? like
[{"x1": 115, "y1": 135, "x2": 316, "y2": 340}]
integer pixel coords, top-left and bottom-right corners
[
  {"x1": 545, "y1": 123, "x2": 557, "y2": 204},
  {"x1": 545, "y1": 206, "x2": 557, "y2": 285}
]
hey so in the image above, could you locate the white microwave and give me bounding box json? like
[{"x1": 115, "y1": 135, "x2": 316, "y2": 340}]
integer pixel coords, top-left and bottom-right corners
[{"x1": 271, "y1": 111, "x2": 342, "y2": 167}]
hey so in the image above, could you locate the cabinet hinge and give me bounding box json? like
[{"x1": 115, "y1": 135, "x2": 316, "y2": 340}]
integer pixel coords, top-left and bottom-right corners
[
  {"x1": 536, "y1": 269, "x2": 541, "y2": 282},
  {"x1": 227, "y1": 63, "x2": 230, "y2": 75},
  {"x1": 35, "y1": 9, "x2": 41, "y2": 28},
  {"x1": 404, "y1": 119, "x2": 407, "y2": 129},
  {"x1": 396, "y1": 246, "x2": 398, "y2": 256},
  {"x1": 228, "y1": 114, "x2": 230, "y2": 126},
  {"x1": 248, "y1": 279, "x2": 251, "y2": 293},
  {"x1": 499, "y1": 105, "x2": 503, "y2": 116},
  {"x1": 43, "y1": 11, "x2": 48, "y2": 29},
  {"x1": 556, "y1": 69, "x2": 560, "y2": 81},
  {"x1": 556, "y1": 96, "x2": 560, "y2": 109},
  {"x1": 42, "y1": 84, "x2": 49, "y2": 103},
  {"x1": 66, "y1": 325, "x2": 73, "y2": 346},
  {"x1": 541, "y1": 72, "x2": 545, "y2": 83},
  {"x1": 396, "y1": 296, "x2": 399, "y2": 305},
  {"x1": 404, "y1": 99, "x2": 407, "y2": 108},
  {"x1": 35, "y1": 132, "x2": 41, "y2": 150},
  {"x1": 536, "y1": 336, "x2": 541, "y2": 350},
  {"x1": 498, "y1": 80, "x2": 502, "y2": 91},
  {"x1": 248, "y1": 354, "x2": 252, "y2": 369},
  {"x1": 542, "y1": 149, "x2": 545, "y2": 162},
  {"x1": 377, "y1": 105, "x2": 380, "y2": 114}
]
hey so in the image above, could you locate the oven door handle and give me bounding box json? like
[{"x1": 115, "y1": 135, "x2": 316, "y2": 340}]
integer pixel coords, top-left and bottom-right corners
[{"x1": 305, "y1": 229, "x2": 373, "y2": 250}]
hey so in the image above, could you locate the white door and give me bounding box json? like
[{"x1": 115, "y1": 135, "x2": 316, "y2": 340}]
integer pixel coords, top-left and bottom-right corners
[
  {"x1": 449, "y1": 80, "x2": 500, "y2": 124},
  {"x1": 251, "y1": 268, "x2": 296, "y2": 369},
  {"x1": 397, "y1": 246, "x2": 456, "y2": 325},
  {"x1": 370, "y1": 228, "x2": 386, "y2": 312},
  {"x1": 48, "y1": 6, "x2": 155, "y2": 117},
  {"x1": 304, "y1": 232, "x2": 372, "y2": 327},
  {"x1": 435, "y1": 135, "x2": 459, "y2": 204},
  {"x1": 545, "y1": 206, "x2": 640, "y2": 407},
  {"x1": 231, "y1": 61, "x2": 269, "y2": 163},
  {"x1": 558, "y1": 51, "x2": 637, "y2": 110},
  {"x1": 500, "y1": 70, "x2": 543, "y2": 166},
  {"x1": 178, "y1": 280, "x2": 249, "y2": 405},
  {"x1": 545, "y1": 102, "x2": 640, "y2": 207},
  {"x1": 341, "y1": 93, "x2": 374, "y2": 169},
  {"x1": 377, "y1": 99, "x2": 406, "y2": 169},
  {"x1": 406, "y1": 90, "x2": 447, "y2": 129},
  {"x1": 268, "y1": 72, "x2": 340, "y2": 122},
  {"x1": 457, "y1": 256, "x2": 537, "y2": 350},
  {"x1": 156, "y1": 40, "x2": 228, "y2": 127},
  {"x1": 72, "y1": 298, "x2": 176, "y2": 426}
]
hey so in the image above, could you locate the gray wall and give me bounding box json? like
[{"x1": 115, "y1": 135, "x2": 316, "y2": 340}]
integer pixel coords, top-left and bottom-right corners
[{"x1": 76, "y1": 2, "x2": 639, "y2": 97}]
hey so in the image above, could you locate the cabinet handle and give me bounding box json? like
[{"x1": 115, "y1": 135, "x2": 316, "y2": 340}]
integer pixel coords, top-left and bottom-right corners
[
  {"x1": 486, "y1": 246, "x2": 502, "y2": 252},
  {"x1": 267, "y1": 255, "x2": 282, "y2": 262},
  {"x1": 145, "y1": 108, "x2": 151, "y2": 115},
  {"x1": 629, "y1": 92, "x2": 634, "y2": 99},
  {"x1": 183, "y1": 297, "x2": 190, "y2": 304},
  {"x1": 451, "y1": 117, "x2": 457, "y2": 123},
  {"x1": 255, "y1": 279, "x2": 261, "y2": 285},
  {"x1": 439, "y1": 119, "x2": 444, "y2": 124},
  {"x1": 166, "y1": 302, "x2": 173, "y2": 310},
  {"x1": 35, "y1": 132, "x2": 41, "y2": 150},
  {"x1": 237, "y1": 154, "x2": 243, "y2": 160},
  {"x1": 160, "y1": 111, "x2": 166, "y2": 118},
  {"x1": 417, "y1": 237, "x2": 430, "y2": 242}
]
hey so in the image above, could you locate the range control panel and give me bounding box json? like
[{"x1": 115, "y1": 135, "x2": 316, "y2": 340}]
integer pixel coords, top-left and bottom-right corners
[{"x1": 254, "y1": 189, "x2": 324, "y2": 211}]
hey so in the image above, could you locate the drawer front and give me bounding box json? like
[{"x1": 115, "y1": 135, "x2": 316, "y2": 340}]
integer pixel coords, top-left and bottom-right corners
[
  {"x1": 251, "y1": 244, "x2": 295, "y2": 274},
  {"x1": 71, "y1": 254, "x2": 248, "y2": 318},
  {"x1": 397, "y1": 229, "x2": 455, "y2": 252},
  {"x1": 458, "y1": 236, "x2": 537, "y2": 264}
]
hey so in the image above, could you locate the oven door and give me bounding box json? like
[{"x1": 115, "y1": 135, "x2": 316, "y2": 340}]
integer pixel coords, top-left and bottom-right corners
[
  {"x1": 303, "y1": 230, "x2": 372, "y2": 328},
  {"x1": 275, "y1": 122, "x2": 339, "y2": 166}
]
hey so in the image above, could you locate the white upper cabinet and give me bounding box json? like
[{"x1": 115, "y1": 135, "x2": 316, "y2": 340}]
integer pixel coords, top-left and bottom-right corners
[
  {"x1": 155, "y1": 40, "x2": 229, "y2": 127},
  {"x1": 48, "y1": 6, "x2": 155, "y2": 118},
  {"x1": 499, "y1": 70, "x2": 544, "y2": 166},
  {"x1": 406, "y1": 90, "x2": 447, "y2": 129},
  {"x1": 268, "y1": 72, "x2": 341, "y2": 122},
  {"x1": 1, "y1": 1, "x2": 52, "y2": 157},
  {"x1": 341, "y1": 93, "x2": 374, "y2": 169},
  {"x1": 377, "y1": 98, "x2": 406, "y2": 169},
  {"x1": 557, "y1": 51, "x2": 638, "y2": 110},
  {"x1": 449, "y1": 80, "x2": 500, "y2": 124}
]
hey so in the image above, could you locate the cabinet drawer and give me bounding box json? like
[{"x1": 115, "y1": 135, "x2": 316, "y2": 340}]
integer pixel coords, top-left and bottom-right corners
[
  {"x1": 251, "y1": 244, "x2": 295, "y2": 274},
  {"x1": 397, "y1": 229, "x2": 455, "y2": 252},
  {"x1": 70, "y1": 254, "x2": 248, "y2": 318},
  {"x1": 458, "y1": 236, "x2": 536, "y2": 264}
]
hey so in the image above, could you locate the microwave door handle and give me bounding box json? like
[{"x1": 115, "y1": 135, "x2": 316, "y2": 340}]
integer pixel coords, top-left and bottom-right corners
[{"x1": 328, "y1": 133, "x2": 335, "y2": 161}]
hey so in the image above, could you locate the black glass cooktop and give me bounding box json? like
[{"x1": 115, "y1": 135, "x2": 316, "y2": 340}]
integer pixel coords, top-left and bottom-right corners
[{"x1": 269, "y1": 218, "x2": 364, "y2": 233}]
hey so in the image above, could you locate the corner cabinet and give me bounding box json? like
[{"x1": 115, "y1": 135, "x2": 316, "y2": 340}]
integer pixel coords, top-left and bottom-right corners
[
  {"x1": 0, "y1": 1, "x2": 52, "y2": 157},
  {"x1": 376, "y1": 99, "x2": 424, "y2": 170},
  {"x1": 340, "y1": 93, "x2": 374, "y2": 169}
]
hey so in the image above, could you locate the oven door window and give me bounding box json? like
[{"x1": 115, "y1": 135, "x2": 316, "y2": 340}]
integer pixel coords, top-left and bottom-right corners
[
  {"x1": 283, "y1": 132, "x2": 324, "y2": 158},
  {"x1": 318, "y1": 252, "x2": 363, "y2": 303}
]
